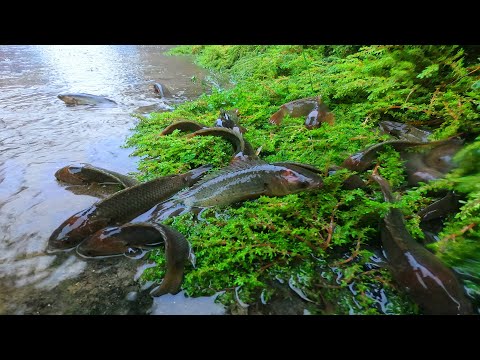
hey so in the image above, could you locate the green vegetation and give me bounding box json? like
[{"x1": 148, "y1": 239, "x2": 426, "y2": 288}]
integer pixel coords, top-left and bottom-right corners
[{"x1": 127, "y1": 45, "x2": 479, "y2": 314}]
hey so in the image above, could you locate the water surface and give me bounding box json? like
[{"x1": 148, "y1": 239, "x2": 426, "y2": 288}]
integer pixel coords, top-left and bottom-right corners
[{"x1": 0, "y1": 45, "x2": 225, "y2": 314}]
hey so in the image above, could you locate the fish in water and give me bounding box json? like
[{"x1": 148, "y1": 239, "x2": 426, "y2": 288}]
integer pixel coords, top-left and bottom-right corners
[
  {"x1": 379, "y1": 120, "x2": 432, "y2": 143},
  {"x1": 153, "y1": 83, "x2": 172, "y2": 98},
  {"x1": 269, "y1": 96, "x2": 335, "y2": 129},
  {"x1": 141, "y1": 159, "x2": 324, "y2": 222},
  {"x1": 48, "y1": 164, "x2": 212, "y2": 251},
  {"x1": 57, "y1": 93, "x2": 117, "y2": 106},
  {"x1": 55, "y1": 163, "x2": 140, "y2": 188},
  {"x1": 370, "y1": 173, "x2": 473, "y2": 315},
  {"x1": 77, "y1": 221, "x2": 191, "y2": 296}
]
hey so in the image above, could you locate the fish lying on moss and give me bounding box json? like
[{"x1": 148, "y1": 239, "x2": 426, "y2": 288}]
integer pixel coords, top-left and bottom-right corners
[{"x1": 371, "y1": 173, "x2": 473, "y2": 315}]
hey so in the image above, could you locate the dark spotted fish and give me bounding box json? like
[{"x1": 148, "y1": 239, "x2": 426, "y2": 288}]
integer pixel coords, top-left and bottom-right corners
[
  {"x1": 214, "y1": 109, "x2": 247, "y2": 133},
  {"x1": 403, "y1": 139, "x2": 463, "y2": 186},
  {"x1": 186, "y1": 127, "x2": 247, "y2": 157},
  {"x1": 342, "y1": 139, "x2": 454, "y2": 173}
]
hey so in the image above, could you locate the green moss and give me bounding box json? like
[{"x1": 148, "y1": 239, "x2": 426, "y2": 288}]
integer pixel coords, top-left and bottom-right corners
[{"x1": 128, "y1": 45, "x2": 479, "y2": 314}]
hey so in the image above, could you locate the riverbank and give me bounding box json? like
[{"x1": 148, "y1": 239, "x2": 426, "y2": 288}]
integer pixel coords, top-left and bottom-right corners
[{"x1": 128, "y1": 45, "x2": 480, "y2": 314}]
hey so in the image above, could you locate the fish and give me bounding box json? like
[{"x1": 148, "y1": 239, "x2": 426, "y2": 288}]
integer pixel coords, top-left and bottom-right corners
[
  {"x1": 160, "y1": 120, "x2": 206, "y2": 136},
  {"x1": 342, "y1": 139, "x2": 454, "y2": 172},
  {"x1": 77, "y1": 222, "x2": 191, "y2": 296},
  {"x1": 186, "y1": 127, "x2": 248, "y2": 157},
  {"x1": 379, "y1": 120, "x2": 432, "y2": 142},
  {"x1": 161, "y1": 119, "x2": 256, "y2": 159},
  {"x1": 403, "y1": 139, "x2": 463, "y2": 186},
  {"x1": 418, "y1": 192, "x2": 462, "y2": 245},
  {"x1": 214, "y1": 109, "x2": 247, "y2": 134},
  {"x1": 326, "y1": 165, "x2": 367, "y2": 190},
  {"x1": 269, "y1": 96, "x2": 335, "y2": 129},
  {"x1": 418, "y1": 191, "x2": 462, "y2": 222},
  {"x1": 153, "y1": 83, "x2": 172, "y2": 98},
  {"x1": 55, "y1": 163, "x2": 140, "y2": 188},
  {"x1": 145, "y1": 159, "x2": 324, "y2": 222},
  {"x1": 57, "y1": 93, "x2": 117, "y2": 106},
  {"x1": 370, "y1": 173, "x2": 473, "y2": 315},
  {"x1": 422, "y1": 139, "x2": 463, "y2": 173},
  {"x1": 48, "y1": 164, "x2": 213, "y2": 251}
]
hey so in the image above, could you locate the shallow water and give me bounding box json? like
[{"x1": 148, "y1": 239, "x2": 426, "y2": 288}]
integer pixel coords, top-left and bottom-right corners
[{"x1": 0, "y1": 45, "x2": 226, "y2": 314}]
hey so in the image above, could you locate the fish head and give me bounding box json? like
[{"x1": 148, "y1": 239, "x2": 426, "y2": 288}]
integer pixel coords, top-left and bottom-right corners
[
  {"x1": 57, "y1": 94, "x2": 78, "y2": 105},
  {"x1": 76, "y1": 223, "x2": 164, "y2": 258},
  {"x1": 54, "y1": 165, "x2": 86, "y2": 184},
  {"x1": 76, "y1": 227, "x2": 128, "y2": 258},
  {"x1": 47, "y1": 207, "x2": 105, "y2": 251},
  {"x1": 267, "y1": 165, "x2": 323, "y2": 196},
  {"x1": 304, "y1": 109, "x2": 320, "y2": 129},
  {"x1": 424, "y1": 140, "x2": 463, "y2": 173}
]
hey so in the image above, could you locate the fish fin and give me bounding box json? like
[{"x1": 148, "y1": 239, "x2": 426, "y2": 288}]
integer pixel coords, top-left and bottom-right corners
[
  {"x1": 191, "y1": 158, "x2": 269, "y2": 185},
  {"x1": 272, "y1": 161, "x2": 322, "y2": 174},
  {"x1": 281, "y1": 169, "x2": 300, "y2": 182}
]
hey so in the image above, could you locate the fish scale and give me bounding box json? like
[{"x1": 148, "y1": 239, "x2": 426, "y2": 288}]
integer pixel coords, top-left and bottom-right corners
[{"x1": 146, "y1": 160, "x2": 324, "y2": 221}]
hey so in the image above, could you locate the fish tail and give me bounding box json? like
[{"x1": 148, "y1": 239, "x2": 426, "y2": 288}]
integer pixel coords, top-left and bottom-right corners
[
  {"x1": 269, "y1": 108, "x2": 285, "y2": 125},
  {"x1": 150, "y1": 267, "x2": 184, "y2": 296}
]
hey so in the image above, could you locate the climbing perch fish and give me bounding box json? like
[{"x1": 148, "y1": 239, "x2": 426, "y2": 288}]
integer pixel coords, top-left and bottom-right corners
[
  {"x1": 133, "y1": 159, "x2": 324, "y2": 223},
  {"x1": 160, "y1": 120, "x2": 206, "y2": 136}
]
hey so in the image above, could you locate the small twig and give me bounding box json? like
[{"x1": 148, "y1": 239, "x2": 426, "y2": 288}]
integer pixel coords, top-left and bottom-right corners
[
  {"x1": 385, "y1": 105, "x2": 432, "y2": 116},
  {"x1": 262, "y1": 83, "x2": 278, "y2": 96},
  {"x1": 404, "y1": 86, "x2": 418, "y2": 104},
  {"x1": 429, "y1": 86, "x2": 441, "y2": 109},
  {"x1": 440, "y1": 223, "x2": 477, "y2": 249},
  {"x1": 259, "y1": 258, "x2": 288, "y2": 273},
  {"x1": 321, "y1": 202, "x2": 341, "y2": 250},
  {"x1": 446, "y1": 65, "x2": 480, "y2": 87},
  {"x1": 443, "y1": 101, "x2": 461, "y2": 122},
  {"x1": 330, "y1": 235, "x2": 362, "y2": 267},
  {"x1": 361, "y1": 115, "x2": 371, "y2": 126}
]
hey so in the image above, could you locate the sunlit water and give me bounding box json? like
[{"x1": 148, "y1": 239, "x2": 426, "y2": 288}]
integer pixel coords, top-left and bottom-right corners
[{"x1": 0, "y1": 45, "x2": 225, "y2": 314}]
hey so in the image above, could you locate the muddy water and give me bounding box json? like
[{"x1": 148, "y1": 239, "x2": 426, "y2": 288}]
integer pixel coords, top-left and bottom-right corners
[{"x1": 0, "y1": 45, "x2": 226, "y2": 315}]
